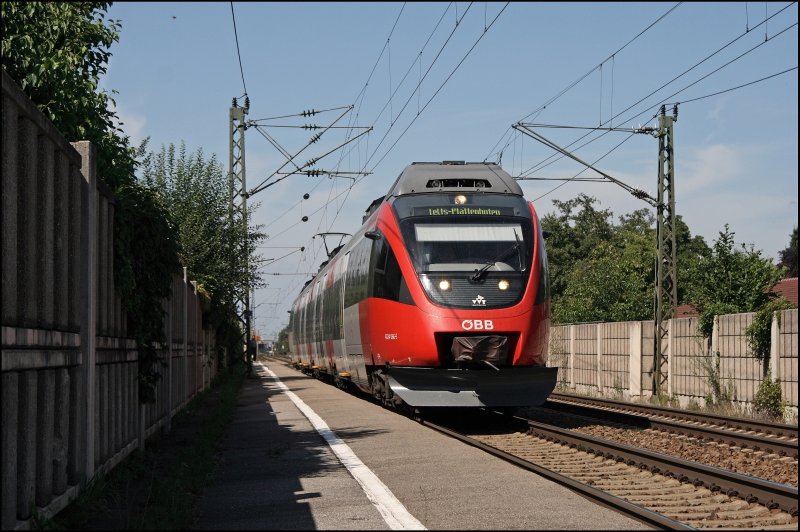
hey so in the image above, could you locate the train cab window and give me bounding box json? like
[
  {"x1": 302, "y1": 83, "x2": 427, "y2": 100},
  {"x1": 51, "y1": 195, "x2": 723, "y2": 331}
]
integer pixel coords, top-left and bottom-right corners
[{"x1": 402, "y1": 221, "x2": 532, "y2": 274}]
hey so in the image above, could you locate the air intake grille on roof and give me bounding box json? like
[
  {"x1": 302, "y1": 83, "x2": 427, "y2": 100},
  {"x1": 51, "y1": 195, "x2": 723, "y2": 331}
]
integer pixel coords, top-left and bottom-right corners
[{"x1": 426, "y1": 179, "x2": 491, "y2": 189}]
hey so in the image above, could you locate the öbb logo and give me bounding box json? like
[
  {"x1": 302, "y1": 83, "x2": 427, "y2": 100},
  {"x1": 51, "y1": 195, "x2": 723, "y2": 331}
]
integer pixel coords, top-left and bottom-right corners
[{"x1": 461, "y1": 319, "x2": 494, "y2": 330}]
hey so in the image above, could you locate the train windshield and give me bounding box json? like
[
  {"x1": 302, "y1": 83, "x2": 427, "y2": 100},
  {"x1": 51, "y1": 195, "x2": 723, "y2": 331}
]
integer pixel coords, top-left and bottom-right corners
[{"x1": 401, "y1": 220, "x2": 531, "y2": 273}]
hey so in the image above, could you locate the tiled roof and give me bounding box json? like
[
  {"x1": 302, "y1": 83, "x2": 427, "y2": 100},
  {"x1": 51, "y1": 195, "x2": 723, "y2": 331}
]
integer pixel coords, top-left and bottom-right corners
[
  {"x1": 771, "y1": 277, "x2": 798, "y2": 306},
  {"x1": 673, "y1": 277, "x2": 798, "y2": 317},
  {"x1": 675, "y1": 303, "x2": 699, "y2": 317}
]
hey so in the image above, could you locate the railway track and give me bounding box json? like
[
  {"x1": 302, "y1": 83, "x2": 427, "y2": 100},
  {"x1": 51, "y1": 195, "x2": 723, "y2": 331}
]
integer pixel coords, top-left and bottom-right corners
[
  {"x1": 546, "y1": 393, "x2": 799, "y2": 461},
  {"x1": 422, "y1": 410, "x2": 798, "y2": 530},
  {"x1": 284, "y1": 359, "x2": 797, "y2": 527}
]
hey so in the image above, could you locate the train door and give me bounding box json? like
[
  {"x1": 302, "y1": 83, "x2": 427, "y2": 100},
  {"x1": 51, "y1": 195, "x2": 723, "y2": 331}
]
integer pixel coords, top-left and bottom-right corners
[
  {"x1": 333, "y1": 253, "x2": 350, "y2": 377},
  {"x1": 312, "y1": 280, "x2": 323, "y2": 366},
  {"x1": 343, "y1": 238, "x2": 371, "y2": 390}
]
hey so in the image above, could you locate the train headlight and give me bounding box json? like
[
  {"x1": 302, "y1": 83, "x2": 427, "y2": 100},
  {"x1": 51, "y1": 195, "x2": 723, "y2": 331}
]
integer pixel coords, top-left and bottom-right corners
[
  {"x1": 438, "y1": 279, "x2": 451, "y2": 291},
  {"x1": 454, "y1": 194, "x2": 468, "y2": 205},
  {"x1": 498, "y1": 279, "x2": 510, "y2": 291}
]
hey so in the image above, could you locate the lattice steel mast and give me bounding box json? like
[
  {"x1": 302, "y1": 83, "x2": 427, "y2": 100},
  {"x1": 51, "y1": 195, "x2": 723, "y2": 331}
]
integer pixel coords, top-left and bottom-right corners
[
  {"x1": 653, "y1": 104, "x2": 678, "y2": 395},
  {"x1": 229, "y1": 96, "x2": 251, "y2": 363}
]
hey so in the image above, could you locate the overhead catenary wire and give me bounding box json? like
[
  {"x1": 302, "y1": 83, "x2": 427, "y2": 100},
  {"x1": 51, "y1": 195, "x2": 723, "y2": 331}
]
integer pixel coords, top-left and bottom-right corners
[
  {"x1": 298, "y1": 2, "x2": 471, "y2": 266},
  {"x1": 518, "y1": 5, "x2": 797, "y2": 179},
  {"x1": 314, "y1": 2, "x2": 508, "y2": 245},
  {"x1": 335, "y1": 2, "x2": 469, "y2": 171},
  {"x1": 320, "y1": 2, "x2": 454, "y2": 227},
  {"x1": 229, "y1": 2, "x2": 248, "y2": 97},
  {"x1": 483, "y1": 2, "x2": 684, "y2": 163},
  {"x1": 254, "y1": 6, "x2": 414, "y2": 315},
  {"x1": 671, "y1": 65, "x2": 798, "y2": 104},
  {"x1": 514, "y1": 124, "x2": 656, "y2": 206},
  {"x1": 247, "y1": 106, "x2": 358, "y2": 196},
  {"x1": 366, "y1": 2, "x2": 509, "y2": 173},
  {"x1": 524, "y1": 53, "x2": 797, "y2": 204},
  {"x1": 357, "y1": 3, "x2": 476, "y2": 172}
]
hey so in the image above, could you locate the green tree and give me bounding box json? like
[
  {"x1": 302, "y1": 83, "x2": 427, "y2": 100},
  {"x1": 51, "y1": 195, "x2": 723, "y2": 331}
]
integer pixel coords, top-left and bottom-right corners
[
  {"x1": 1, "y1": 2, "x2": 131, "y2": 189},
  {"x1": 3, "y1": 2, "x2": 181, "y2": 401},
  {"x1": 778, "y1": 226, "x2": 797, "y2": 278},
  {"x1": 540, "y1": 194, "x2": 614, "y2": 300},
  {"x1": 686, "y1": 225, "x2": 784, "y2": 337},
  {"x1": 674, "y1": 215, "x2": 712, "y2": 304},
  {"x1": 554, "y1": 229, "x2": 655, "y2": 323},
  {"x1": 137, "y1": 141, "x2": 266, "y2": 366},
  {"x1": 275, "y1": 325, "x2": 290, "y2": 355},
  {"x1": 545, "y1": 197, "x2": 710, "y2": 324}
]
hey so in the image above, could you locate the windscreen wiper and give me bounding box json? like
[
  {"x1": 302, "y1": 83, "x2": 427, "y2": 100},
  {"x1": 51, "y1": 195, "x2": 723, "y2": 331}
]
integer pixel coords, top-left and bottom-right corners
[{"x1": 470, "y1": 230, "x2": 521, "y2": 282}]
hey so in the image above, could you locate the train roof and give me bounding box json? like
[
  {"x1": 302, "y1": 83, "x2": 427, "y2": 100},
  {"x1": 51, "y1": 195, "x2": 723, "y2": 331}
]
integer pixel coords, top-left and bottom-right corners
[{"x1": 386, "y1": 161, "x2": 523, "y2": 197}]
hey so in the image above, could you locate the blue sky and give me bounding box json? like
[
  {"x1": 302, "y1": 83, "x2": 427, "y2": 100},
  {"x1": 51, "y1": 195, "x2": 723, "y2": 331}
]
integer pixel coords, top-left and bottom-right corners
[{"x1": 103, "y1": 2, "x2": 798, "y2": 340}]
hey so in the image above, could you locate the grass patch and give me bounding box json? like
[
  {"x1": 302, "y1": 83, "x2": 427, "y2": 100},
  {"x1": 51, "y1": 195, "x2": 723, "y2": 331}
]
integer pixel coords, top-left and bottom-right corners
[{"x1": 48, "y1": 365, "x2": 244, "y2": 530}]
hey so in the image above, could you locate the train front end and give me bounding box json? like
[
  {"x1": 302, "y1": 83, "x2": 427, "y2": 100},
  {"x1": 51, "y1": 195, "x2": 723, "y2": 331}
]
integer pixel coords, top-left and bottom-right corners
[{"x1": 367, "y1": 162, "x2": 557, "y2": 407}]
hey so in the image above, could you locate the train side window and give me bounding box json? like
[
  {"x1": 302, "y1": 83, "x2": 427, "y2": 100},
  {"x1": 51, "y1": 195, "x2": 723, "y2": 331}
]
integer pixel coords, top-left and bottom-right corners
[
  {"x1": 534, "y1": 215, "x2": 551, "y2": 305},
  {"x1": 344, "y1": 237, "x2": 371, "y2": 307}
]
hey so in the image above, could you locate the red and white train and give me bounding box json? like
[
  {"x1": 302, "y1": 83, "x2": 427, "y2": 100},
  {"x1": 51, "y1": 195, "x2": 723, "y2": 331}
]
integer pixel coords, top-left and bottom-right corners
[{"x1": 288, "y1": 161, "x2": 556, "y2": 408}]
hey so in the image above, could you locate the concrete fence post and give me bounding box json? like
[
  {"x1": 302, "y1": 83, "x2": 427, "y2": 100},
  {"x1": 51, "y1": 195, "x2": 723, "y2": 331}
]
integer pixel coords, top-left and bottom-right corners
[
  {"x1": 629, "y1": 321, "x2": 642, "y2": 397},
  {"x1": 597, "y1": 323, "x2": 603, "y2": 392},
  {"x1": 569, "y1": 325, "x2": 575, "y2": 389},
  {"x1": 770, "y1": 312, "x2": 780, "y2": 382},
  {"x1": 1, "y1": 92, "x2": 19, "y2": 325},
  {"x1": 711, "y1": 315, "x2": 719, "y2": 399},
  {"x1": 666, "y1": 319, "x2": 673, "y2": 398},
  {"x1": 1, "y1": 373, "x2": 18, "y2": 530},
  {"x1": 73, "y1": 141, "x2": 97, "y2": 480}
]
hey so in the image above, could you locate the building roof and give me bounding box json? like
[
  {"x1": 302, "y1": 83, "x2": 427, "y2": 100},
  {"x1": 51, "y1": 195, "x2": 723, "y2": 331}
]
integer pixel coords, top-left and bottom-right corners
[
  {"x1": 771, "y1": 277, "x2": 798, "y2": 306},
  {"x1": 674, "y1": 277, "x2": 798, "y2": 317}
]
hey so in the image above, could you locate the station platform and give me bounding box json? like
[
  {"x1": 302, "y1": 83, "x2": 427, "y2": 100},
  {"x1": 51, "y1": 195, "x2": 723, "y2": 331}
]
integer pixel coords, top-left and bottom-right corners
[{"x1": 192, "y1": 358, "x2": 650, "y2": 530}]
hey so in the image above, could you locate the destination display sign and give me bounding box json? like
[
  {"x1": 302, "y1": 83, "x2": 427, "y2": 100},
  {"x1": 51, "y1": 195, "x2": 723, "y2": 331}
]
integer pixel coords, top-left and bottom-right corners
[{"x1": 413, "y1": 206, "x2": 515, "y2": 216}]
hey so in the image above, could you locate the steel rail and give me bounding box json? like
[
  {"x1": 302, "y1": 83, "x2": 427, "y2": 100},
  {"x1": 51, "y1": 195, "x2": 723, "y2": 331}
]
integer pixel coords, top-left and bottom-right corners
[
  {"x1": 543, "y1": 399, "x2": 799, "y2": 459},
  {"x1": 550, "y1": 392, "x2": 798, "y2": 440},
  {"x1": 525, "y1": 419, "x2": 798, "y2": 516},
  {"x1": 420, "y1": 419, "x2": 695, "y2": 531}
]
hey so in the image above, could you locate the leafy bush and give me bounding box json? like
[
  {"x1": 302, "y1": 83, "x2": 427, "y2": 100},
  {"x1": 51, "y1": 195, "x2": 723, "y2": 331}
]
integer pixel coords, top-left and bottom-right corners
[
  {"x1": 753, "y1": 377, "x2": 785, "y2": 419},
  {"x1": 745, "y1": 298, "x2": 794, "y2": 362}
]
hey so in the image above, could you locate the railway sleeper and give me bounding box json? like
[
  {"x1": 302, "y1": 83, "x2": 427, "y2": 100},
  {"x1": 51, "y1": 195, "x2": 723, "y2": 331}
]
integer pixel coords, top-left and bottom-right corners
[
  {"x1": 663, "y1": 502, "x2": 752, "y2": 521},
  {"x1": 624, "y1": 489, "x2": 716, "y2": 503},
  {"x1": 644, "y1": 495, "x2": 735, "y2": 509},
  {"x1": 611, "y1": 485, "x2": 700, "y2": 497},
  {"x1": 684, "y1": 513, "x2": 794, "y2": 529},
  {"x1": 591, "y1": 478, "x2": 682, "y2": 489}
]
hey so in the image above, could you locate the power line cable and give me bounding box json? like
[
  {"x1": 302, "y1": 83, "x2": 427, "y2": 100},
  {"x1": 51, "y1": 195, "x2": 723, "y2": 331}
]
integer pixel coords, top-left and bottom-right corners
[
  {"x1": 523, "y1": 49, "x2": 797, "y2": 203},
  {"x1": 230, "y1": 2, "x2": 248, "y2": 97},
  {"x1": 313, "y1": 3, "x2": 461, "y2": 237},
  {"x1": 279, "y1": 0, "x2": 506, "y2": 257},
  {"x1": 366, "y1": 3, "x2": 508, "y2": 173},
  {"x1": 310, "y1": 3, "x2": 509, "y2": 250},
  {"x1": 315, "y1": 2, "x2": 483, "y2": 237},
  {"x1": 326, "y1": 2, "x2": 453, "y2": 222},
  {"x1": 483, "y1": 2, "x2": 683, "y2": 162},
  {"x1": 337, "y1": 2, "x2": 470, "y2": 171},
  {"x1": 518, "y1": 6, "x2": 797, "y2": 178},
  {"x1": 671, "y1": 65, "x2": 798, "y2": 104}
]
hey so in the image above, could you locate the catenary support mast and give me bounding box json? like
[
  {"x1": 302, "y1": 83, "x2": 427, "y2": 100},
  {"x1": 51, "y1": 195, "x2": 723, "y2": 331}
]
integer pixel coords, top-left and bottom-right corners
[
  {"x1": 653, "y1": 104, "x2": 678, "y2": 395},
  {"x1": 229, "y1": 97, "x2": 251, "y2": 365}
]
